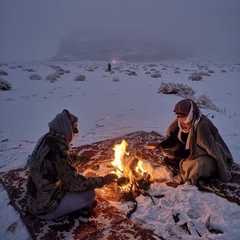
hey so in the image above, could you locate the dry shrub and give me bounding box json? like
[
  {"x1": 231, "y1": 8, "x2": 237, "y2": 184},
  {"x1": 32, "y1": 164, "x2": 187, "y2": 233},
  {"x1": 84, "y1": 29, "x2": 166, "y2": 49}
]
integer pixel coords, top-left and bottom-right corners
[
  {"x1": 151, "y1": 73, "x2": 161, "y2": 78},
  {"x1": 46, "y1": 67, "x2": 69, "y2": 82},
  {"x1": 23, "y1": 68, "x2": 35, "y2": 72},
  {"x1": 46, "y1": 74, "x2": 59, "y2": 82},
  {"x1": 55, "y1": 68, "x2": 70, "y2": 75},
  {"x1": 30, "y1": 74, "x2": 42, "y2": 80},
  {"x1": 0, "y1": 79, "x2": 11, "y2": 90},
  {"x1": 158, "y1": 83, "x2": 221, "y2": 111},
  {"x1": 188, "y1": 73, "x2": 203, "y2": 81},
  {"x1": 0, "y1": 70, "x2": 8, "y2": 76},
  {"x1": 158, "y1": 82, "x2": 196, "y2": 98},
  {"x1": 74, "y1": 75, "x2": 86, "y2": 81},
  {"x1": 194, "y1": 94, "x2": 222, "y2": 112},
  {"x1": 125, "y1": 70, "x2": 137, "y2": 76},
  {"x1": 188, "y1": 71, "x2": 211, "y2": 81},
  {"x1": 148, "y1": 64, "x2": 158, "y2": 67},
  {"x1": 112, "y1": 76, "x2": 120, "y2": 82}
]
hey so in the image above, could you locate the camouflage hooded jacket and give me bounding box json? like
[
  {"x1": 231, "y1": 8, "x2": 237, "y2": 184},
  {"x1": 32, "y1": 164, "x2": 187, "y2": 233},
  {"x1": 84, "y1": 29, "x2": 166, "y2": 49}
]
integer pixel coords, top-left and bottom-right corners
[{"x1": 26, "y1": 110, "x2": 105, "y2": 216}]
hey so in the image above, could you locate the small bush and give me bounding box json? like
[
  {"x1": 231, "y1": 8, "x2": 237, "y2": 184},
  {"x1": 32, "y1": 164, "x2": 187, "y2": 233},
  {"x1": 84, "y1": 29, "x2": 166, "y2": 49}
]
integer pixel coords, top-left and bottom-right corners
[
  {"x1": 194, "y1": 94, "x2": 222, "y2": 112},
  {"x1": 188, "y1": 73, "x2": 203, "y2": 81},
  {"x1": 46, "y1": 67, "x2": 70, "y2": 81},
  {"x1": 55, "y1": 68, "x2": 65, "y2": 75},
  {"x1": 151, "y1": 73, "x2": 161, "y2": 78},
  {"x1": 158, "y1": 82, "x2": 196, "y2": 98},
  {"x1": 46, "y1": 74, "x2": 58, "y2": 82},
  {"x1": 112, "y1": 76, "x2": 120, "y2": 82},
  {"x1": 10, "y1": 66, "x2": 17, "y2": 69},
  {"x1": 55, "y1": 68, "x2": 70, "y2": 75},
  {"x1": 125, "y1": 70, "x2": 137, "y2": 76},
  {"x1": 30, "y1": 74, "x2": 42, "y2": 80},
  {"x1": 158, "y1": 83, "x2": 221, "y2": 112},
  {"x1": 148, "y1": 64, "x2": 158, "y2": 67},
  {"x1": 189, "y1": 71, "x2": 211, "y2": 81},
  {"x1": 0, "y1": 70, "x2": 8, "y2": 76},
  {"x1": 74, "y1": 75, "x2": 86, "y2": 81},
  {"x1": 0, "y1": 79, "x2": 11, "y2": 90},
  {"x1": 23, "y1": 68, "x2": 35, "y2": 72}
]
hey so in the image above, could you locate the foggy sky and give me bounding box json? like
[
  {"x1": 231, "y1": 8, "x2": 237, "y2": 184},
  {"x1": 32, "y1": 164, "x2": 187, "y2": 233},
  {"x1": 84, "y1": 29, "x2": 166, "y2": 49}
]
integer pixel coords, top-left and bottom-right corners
[{"x1": 0, "y1": 0, "x2": 240, "y2": 62}]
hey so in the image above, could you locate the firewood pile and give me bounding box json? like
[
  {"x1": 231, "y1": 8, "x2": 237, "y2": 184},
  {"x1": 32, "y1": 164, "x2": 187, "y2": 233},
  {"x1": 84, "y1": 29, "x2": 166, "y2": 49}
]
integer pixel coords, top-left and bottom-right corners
[{"x1": 101, "y1": 154, "x2": 165, "y2": 217}]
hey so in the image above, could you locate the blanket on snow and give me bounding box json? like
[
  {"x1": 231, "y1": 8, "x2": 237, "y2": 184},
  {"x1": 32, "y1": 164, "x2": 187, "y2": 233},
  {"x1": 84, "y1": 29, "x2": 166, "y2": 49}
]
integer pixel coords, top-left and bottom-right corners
[
  {"x1": 0, "y1": 166, "x2": 154, "y2": 240},
  {"x1": 1, "y1": 131, "x2": 240, "y2": 240}
]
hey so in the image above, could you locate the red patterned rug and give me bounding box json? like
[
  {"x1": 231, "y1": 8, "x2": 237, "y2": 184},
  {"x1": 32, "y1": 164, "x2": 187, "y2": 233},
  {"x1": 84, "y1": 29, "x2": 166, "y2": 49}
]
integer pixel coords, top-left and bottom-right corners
[
  {"x1": 0, "y1": 167, "x2": 156, "y2": 240},
  {"x1": 198, "y1": 162, "x2": 240, "y2": 205},
  {"x1": 1, "y1": 131, "x2": 240, "y2": 240}
]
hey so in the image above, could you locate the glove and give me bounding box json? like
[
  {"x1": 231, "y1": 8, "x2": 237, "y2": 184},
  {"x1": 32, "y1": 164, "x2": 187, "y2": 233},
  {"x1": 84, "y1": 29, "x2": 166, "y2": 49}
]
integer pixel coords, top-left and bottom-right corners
[{"x1": 103, "y1": 174, "x2": 118, "y2": 185}]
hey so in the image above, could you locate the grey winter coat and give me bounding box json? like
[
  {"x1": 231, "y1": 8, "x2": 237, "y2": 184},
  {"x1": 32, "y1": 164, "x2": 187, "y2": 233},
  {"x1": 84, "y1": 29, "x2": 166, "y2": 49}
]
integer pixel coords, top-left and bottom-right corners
[{"x1": 163, "y1": 115, "x2": 233, "y2": 182}]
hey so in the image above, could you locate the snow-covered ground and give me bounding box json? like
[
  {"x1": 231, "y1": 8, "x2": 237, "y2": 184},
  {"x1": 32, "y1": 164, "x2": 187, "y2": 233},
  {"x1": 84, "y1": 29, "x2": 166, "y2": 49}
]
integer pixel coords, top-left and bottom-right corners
[{"x1": 0, "y1": 59, "x2": 240, "y2": 239}]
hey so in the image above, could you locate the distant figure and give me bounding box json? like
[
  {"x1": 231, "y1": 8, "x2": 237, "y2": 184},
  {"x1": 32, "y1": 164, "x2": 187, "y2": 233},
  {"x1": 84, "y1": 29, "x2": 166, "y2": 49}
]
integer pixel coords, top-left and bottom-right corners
[
  {"x1": 108, "y1": 63, "x2": 111, "y2": 72},
  {"x1": 146, "y1": 99, "x2": 233, "y2": 186}
]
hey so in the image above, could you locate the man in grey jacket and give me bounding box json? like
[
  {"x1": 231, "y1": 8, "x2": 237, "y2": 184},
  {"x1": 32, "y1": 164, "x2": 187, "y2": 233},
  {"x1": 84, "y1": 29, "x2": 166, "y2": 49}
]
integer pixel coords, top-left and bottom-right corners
[{"x1": 146, "y1": 99, "x2": 233, "y2": 186}]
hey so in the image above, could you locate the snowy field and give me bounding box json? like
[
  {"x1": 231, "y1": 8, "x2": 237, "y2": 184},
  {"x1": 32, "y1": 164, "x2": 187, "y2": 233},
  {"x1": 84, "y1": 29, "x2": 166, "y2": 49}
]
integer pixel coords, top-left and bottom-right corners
[{"x1": 0, "y1": 59, "x2": 240, "y2": 239}]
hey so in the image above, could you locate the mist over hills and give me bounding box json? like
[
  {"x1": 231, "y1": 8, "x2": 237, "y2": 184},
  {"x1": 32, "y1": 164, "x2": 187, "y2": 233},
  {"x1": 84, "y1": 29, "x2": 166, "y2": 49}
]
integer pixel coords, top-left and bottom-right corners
[
  {"x1": 1, "y1": 1, "x2": 239, "y2": 63},
  {"x1": 53, "y1": 29, "x2": 194, "y2": 62}
]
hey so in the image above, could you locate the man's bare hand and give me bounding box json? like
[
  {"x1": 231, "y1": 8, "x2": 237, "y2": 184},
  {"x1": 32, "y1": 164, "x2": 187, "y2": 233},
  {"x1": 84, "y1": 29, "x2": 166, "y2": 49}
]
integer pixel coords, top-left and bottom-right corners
[{"x1": 145, "y1": 144, "x2": 158, "y2": 150}]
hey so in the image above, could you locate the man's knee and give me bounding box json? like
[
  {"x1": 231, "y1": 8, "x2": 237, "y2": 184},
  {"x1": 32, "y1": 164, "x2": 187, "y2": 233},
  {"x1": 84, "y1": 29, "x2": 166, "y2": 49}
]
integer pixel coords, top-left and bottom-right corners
[{"x1": 85, "y1": 190, "x2": 96, "y2": 202}]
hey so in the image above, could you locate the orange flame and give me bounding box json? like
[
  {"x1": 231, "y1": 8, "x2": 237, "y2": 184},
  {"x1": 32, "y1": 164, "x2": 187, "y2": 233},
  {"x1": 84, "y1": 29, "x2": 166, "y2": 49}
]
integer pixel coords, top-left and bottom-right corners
[
  {"x1": 111, "y1": 140, "x2": 128, "y2": 177},
  {"x1": 136, "y1": 159, "x2": 147, "y2": 174},
  {"x1": 111, "y1": 139, "x2": 147, "y2": 186}
]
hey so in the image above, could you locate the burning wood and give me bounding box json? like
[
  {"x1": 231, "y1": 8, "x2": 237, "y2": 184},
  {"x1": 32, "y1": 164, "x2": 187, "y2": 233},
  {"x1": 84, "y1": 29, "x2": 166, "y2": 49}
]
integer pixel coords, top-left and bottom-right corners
[
  {"x1": 111, "y1": 140, "x2": 151, "y2": 189},
  {"x1": 103, "y1": 140, "x2": 164, "y2": 217}
]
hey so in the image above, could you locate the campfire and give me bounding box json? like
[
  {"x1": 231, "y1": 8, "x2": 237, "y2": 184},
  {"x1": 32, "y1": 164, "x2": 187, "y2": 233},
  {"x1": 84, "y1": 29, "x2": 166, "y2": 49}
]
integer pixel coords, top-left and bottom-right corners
[
  {"x1": 103, "y1": 140, "x2": 164, "y2": 217},
  {"x1": 111, "y1": 140, "x2": 151, "y2": 193}
]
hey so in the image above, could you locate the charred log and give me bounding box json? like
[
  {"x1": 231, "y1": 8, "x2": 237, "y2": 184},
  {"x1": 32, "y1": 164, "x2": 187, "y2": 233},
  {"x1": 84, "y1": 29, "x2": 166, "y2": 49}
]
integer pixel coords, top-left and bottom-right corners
[{"x1": 117, "y1": 176, "x2": 129, "y2": 186}]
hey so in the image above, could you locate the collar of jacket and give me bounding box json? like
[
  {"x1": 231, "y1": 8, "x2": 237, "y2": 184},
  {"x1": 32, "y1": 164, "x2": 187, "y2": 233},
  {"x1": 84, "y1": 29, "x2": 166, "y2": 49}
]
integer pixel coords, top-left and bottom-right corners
[{"x1": 49, "y1": 129, "x2": 71, "y2": 150}]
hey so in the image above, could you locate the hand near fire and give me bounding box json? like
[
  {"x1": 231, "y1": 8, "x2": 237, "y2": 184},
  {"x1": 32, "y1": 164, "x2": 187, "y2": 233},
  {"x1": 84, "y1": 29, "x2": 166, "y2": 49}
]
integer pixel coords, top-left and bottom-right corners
[
  {"x1": 103, "y1": 173, "x2": 118, "y2": 185},
  {"x1": 145, "y1": 143, "x2": 161, "y2": 150}
]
